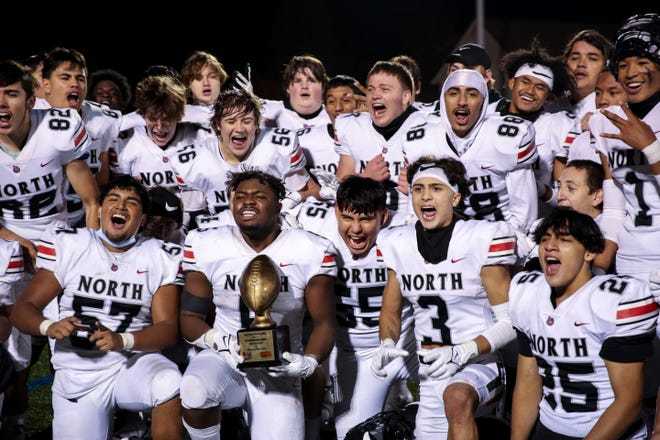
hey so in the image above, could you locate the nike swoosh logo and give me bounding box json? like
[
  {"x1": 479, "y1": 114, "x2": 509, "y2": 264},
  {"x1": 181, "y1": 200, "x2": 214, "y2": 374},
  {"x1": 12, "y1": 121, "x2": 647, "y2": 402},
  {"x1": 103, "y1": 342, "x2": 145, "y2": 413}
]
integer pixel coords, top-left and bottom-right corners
[
  {"x1": 480, "y1": 165, "x2": 494, "y2": 170},
  {"x1": 40, "y1": 160, "x2": 55, "y2": 167},
  {"x1": 451, "y1": 257, "x2": 465, "y2": 263},
  {"x1": 137, "y1": 270, "x2": 148, "y2": 274},
  {"x1": 165, "y1": 203, "x2": 177, "y2": 212},
  {"x1": 280, "y1": 263, "x2": 292, "y2": 267},
  {"x1": 574, "y1": 322, "x2": 589, "y2": 327}
]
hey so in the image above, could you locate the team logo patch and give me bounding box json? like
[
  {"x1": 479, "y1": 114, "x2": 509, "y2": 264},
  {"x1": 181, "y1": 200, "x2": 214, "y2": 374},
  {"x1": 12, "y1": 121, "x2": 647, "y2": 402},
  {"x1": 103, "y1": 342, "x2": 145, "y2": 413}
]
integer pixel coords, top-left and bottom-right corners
[{"x1": 546, "y1": 316, "x2": 554, "y2": 326}]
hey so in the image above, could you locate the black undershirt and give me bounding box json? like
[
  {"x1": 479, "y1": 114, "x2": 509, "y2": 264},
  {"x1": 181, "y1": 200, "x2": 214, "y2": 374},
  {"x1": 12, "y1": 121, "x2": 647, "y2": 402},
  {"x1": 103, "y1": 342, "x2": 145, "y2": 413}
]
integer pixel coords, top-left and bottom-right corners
[
  {"x1": 496, "y1": 98, "x2": 543, "y2": 122},
  {"x1": 372, "y1": 106, "x2": 418, "y2": 141},
  {"x1": 415, "y1": 219, "x2": 457, "y2": 264},
  {"x1": 283, "y1": 99, "x2": 323, "y2": 120},
  {"x1": 629, "y1": 91, "x2": 660, "y2": 119}
]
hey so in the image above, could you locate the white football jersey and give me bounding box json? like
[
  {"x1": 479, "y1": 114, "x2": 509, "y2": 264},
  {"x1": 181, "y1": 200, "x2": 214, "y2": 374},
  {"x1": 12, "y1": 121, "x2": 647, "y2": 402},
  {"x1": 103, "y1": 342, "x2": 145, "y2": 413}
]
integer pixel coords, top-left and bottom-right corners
[
  {"x1": 35, "y1": 226, "x2": 181, "y2": 397},
  {"x1": 413, "y1": 100, "x2": 440, "y2": 114},
  {"x1": 335, "y1": 111, "x2": 427, "y2": 216},
  {"x1": 510, "y1": 272, "x2": 657, "y2": 438},
  {"x1": 183, "y1": 226, "x2": 337, "y2": 355},
  {"x1": 566, "y1": 131, "x2": 601, "y2": 164},
  {"x1": 174, "y1": 128, "x2": 309, "y2": 214},
  {"x1": 588, "y1": 104, "x2": 660, "y2": 231},
  {"x1": 260, "y1": 99, "x2": 332, "y2": 130},
  {"x1": 0, "y1": 109, "x2": 89, "y2": 240},
  {"x1": 295, "y1": 125, "x2": 340, "y2": 175},
  {"x1": 377, "y1": 220, "x2": 516, "y2": 348},
  {"x1": 403, "y1": 114, "x2": 538, "y2": 231},
  {"x1": 298, "y1": 201, "x2": 413, "y2": 349},
  {"x1": 114, "y1": 123, "x2": 210, "y2": 213},
  {"x1": 65, "y1": 101, "x2": 122, "y2": 224},
  {"x1": 0, "y1": 239, "x2": 24, "y2": 305}
]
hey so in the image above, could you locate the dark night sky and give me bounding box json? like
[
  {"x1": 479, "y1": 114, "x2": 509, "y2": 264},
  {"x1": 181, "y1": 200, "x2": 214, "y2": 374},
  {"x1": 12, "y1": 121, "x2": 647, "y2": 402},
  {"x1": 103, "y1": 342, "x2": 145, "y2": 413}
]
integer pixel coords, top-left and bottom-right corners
[{"x1": 3, "y1": 1, "x2": 657, "y2": 102}]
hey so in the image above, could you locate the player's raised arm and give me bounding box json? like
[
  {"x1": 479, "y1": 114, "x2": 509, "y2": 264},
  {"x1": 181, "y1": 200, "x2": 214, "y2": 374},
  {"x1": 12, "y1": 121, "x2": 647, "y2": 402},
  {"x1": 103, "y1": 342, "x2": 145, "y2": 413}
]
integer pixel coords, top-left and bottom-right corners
[{"x1": 65, "y1": 158, "x2": 100, "y2": 228}]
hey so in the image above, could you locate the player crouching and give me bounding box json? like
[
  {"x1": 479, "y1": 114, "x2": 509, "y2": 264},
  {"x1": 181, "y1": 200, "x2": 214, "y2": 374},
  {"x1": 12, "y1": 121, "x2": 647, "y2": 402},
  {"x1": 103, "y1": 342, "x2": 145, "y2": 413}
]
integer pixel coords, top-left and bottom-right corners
[
  {"x1": 510, "y1": 209, "x2": 658, "y2": 439},
  {"x1": 10, "y1": 175, "x2": 183, "y2": 440}
]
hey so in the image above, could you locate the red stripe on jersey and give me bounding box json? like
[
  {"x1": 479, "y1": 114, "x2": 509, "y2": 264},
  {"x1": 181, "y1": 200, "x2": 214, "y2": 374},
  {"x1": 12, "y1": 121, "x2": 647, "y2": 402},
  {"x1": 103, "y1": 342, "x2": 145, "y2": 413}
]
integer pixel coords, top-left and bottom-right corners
[
  {"x1": 322, "y1": 254, "x2": 335, "y2": 264},
  {"x1": 489, "y1": 241, "x2": 514, "y2": 253},
  {"x1": 74, "y1": 127, "x2": 88, "y2": 147},
  {"x1": 176, "y1": 175, "x2": 185, "y2": 185},
  {"x1": 617, "y1": 302, "x2": 658, "y2": 320},
  {"x1": 290, "y1": 149, "x2": 303, "y2": 165},
  {"x1": 37, "y1": 245, "x2": 55, "y2": 256},
  {"x1": 563, "y1": 135, "x2": 575, "y2": 145},
  {"x1": 517, "y1": 142, "x2": 535, "y2": 161},
  {"x1": 376, "y1": 248, "x2": 383, "y2": 257},
  {"x1": 184, "y1": 250, "x2": 195, "y2": 259},
  {"x1": 8, "y1": 260, "x2": 23, "y2": 269}
]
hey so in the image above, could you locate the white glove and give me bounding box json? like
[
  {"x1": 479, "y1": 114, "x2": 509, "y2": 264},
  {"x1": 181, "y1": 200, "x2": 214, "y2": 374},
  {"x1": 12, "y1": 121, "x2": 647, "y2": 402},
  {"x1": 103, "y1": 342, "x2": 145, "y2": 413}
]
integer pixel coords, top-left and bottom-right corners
[
  {"x1": 202, "y1": 330, "x2": 244, "y2": 369},
  {"x1": 371, "y1": 338, "x2": 409, "y2": 378},
  {"x1": 233, "y1": 71, "x2": 254, "y2": 95},
  {"x1": 281, "y1": 191, "x2": 303, "y2": 212},
  {"x1": 268, "y1": 352, "x2": 318, "y2": 379},
  {"x1": 311, "y1": 169, "x2": 339, "y2": 201},
  {"x1": 418, "y1": 341, "x2": 478, "y2": 380}
]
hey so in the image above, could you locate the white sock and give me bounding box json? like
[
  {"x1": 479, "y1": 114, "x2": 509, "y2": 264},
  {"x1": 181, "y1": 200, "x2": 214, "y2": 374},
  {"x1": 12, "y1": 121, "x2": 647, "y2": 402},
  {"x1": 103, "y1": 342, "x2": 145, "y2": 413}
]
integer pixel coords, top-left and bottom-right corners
[
  {"x1": 182, "y1": 417, "x2": 221, "y2": 440},
  {"x1": 305, "y1": 416, "x2": 321, "y2": 440}
]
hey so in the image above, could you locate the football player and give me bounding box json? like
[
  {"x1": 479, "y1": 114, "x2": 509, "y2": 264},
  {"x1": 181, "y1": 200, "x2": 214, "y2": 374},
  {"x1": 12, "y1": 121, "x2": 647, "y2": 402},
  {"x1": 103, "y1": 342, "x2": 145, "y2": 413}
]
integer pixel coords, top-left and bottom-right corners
[
  {"x1": 375, "y1": 157, "x2": 517, "y2": 439},
  {"x1": 88, "y1": 69, "x2": 132, "y2": 112},
  {"x1": 10, "y1": 175, "x2": 183, "y2": 439},
  {"x1": 298, "y1": 176, "x2": 417, "y2": 439},
  {"x1": 260, "y1": 55, "x2": 332, "y2": 130},
  {"x1": 297, "y1": 75, "x2": 364, "y2": 176},
  {"x1": 497, "y1": 43, "x2": 576, "y2": 203},
  {"x1": 41, "y1": 47, "x2": 122, "y2": 226},
  {"x1": 114, "y1": 75, "x2": 210, "y2": 228},
  {"x1": 447, "y1": 43, "x2": 502, "y2": 108},
  {"x1": 402, "y1": 69, "x2": 538, "y2": 235},
  {"x1": 0, "y1": 60, "x2": 98, "y2": 251},
  {"x1": 172, "y1": 90, "x2": 322, "y2": 215},
  {"x1": 180, "y1": 51, "x2": 228, "y2": 126},
  {"x1": 178, "y1": 170, "x2": 336, "y2": 440},
  {"x1": 510, "y1": 209, "x2": 656, "y2": 439},
  {"x1": 335, "y1": 61, "x2": 426, "y2": 223}
]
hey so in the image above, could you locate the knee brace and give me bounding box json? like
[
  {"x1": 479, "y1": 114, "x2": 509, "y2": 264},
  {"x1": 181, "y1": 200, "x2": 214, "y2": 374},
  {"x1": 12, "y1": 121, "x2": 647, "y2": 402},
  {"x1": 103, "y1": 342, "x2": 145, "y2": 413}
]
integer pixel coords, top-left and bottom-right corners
[
  {"x1": 181, "y1": 374, "x2": 209, "y2": 409},
  {"x1": 151, "y1": 367, "x2": 182, "y2": 406}
]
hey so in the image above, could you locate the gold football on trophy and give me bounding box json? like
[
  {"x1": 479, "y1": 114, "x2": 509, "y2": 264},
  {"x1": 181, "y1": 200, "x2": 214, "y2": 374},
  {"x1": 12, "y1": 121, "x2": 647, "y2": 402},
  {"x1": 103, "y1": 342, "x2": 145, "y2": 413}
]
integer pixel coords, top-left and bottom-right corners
[{"x1": 239, "y1": 255, "x2": 281, "y2": 328}]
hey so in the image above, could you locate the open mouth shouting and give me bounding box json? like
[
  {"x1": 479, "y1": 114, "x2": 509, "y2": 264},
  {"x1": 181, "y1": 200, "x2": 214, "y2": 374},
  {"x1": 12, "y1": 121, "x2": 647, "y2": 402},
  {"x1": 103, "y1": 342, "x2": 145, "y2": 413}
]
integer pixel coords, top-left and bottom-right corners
[
  {"x1": 67, "y1": 91, "x2": 82, "y2": 108},
  {"x1": 453, "y1": 107, "x2": 471, "y2": 126},
  {"x1": 108, "y1": 211, "x2": 129, "y2": 233},
  {"x1": 544, "y1": 255, "x2": 561, "y2": 277},
  {"x1": 0, "y1": 110, "x2": 12, "y2": 130},
  {"x1": 346, "y1": 232, "x2": 368, "y2": 253},
  {"x1": 419, "y1": 205, "x2": 437, "y2": 222},
  {"x1": 371, "y1": 102, "x2": 387, "y2": 120}
]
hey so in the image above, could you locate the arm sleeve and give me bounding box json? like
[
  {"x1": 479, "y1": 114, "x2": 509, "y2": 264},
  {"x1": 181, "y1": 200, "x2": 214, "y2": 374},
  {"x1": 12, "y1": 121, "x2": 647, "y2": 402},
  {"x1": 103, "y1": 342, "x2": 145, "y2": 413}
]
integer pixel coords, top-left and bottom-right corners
[
  {"x1": 516, "y1": 328, "x2": 534, "y2": 357},
  {"x1": 182, "y1": 231, "x2": 203, "y2": 273},
  {"x1": 35, "y1": 226, "x2": 63, "y2": 284},
  {"x1": 505, "y1": 168, "x2": 538, "y2": 232},
  {"x1": 308, "y1": 238, "x2": 338, "y2": 281},
  {"x1": 483, "y1": 221, "x2": 517, "y2": 267}
]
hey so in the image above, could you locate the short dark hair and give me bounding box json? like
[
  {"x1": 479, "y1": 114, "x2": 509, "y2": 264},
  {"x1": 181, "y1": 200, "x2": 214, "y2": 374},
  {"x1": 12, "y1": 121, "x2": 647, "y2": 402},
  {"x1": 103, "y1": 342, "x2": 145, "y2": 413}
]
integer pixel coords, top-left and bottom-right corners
[
  {"x1": 0, "y1": 60, "x2": 36, "y2": 98},
  {"x1": 100, "y1": 175, "x2": 151, "y2": 213},
  {"x1": 367, "y1": 61, "x2": 413, "y2": 92},
  {"x1": 22, "y1": 52, "x2": 46, "y2": 71},
  {"x1": 565, "y1": 160, "x2": 604, "y2": 194},
  {"x1": 500, "y1": 40, "x2": 576, "y2": 99},
  {"x1": 282, "y1": 55, "x2": 328, "y2": 92},
  {"x1": 326, "y1": 75, "x2": 365, "y2": 97},
  {"x1": 390, "y1": 55, "x2": 422, "y2": 95},
  {"x1": 563, "y1": 30, "x2": 613, "y2": 62},
  {"x1": 226, "y1": 170, "x2": 286, "y2": 202},
  {"x1": 407, "y1": 156, "x2": 471, "y2": 200},
  {"x1": 135, "y1": 76, "x2": 186, "y2": 121},
  {"x1": 212, "y1": 90, "x2": 261, "y2": 133},
  {"x1": 89, "y1": 69, "x2": 132, "y2": 107},
  {"x1": 533, "y1": 208, "x2": 605, "y2": 254},
  {"x1": 336, "y1": 176, "x2": 387, "y2": 215},
  {"x1": 42, "y1": 47, "x2": 87, "y2": 79}
]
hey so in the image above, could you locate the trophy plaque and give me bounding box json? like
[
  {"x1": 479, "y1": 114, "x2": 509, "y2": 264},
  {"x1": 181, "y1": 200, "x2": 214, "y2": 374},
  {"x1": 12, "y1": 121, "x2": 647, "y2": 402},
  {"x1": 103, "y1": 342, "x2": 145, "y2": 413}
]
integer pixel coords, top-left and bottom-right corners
[{"x1": 237, "y1": 255, "x2": 290, "y2": 369}]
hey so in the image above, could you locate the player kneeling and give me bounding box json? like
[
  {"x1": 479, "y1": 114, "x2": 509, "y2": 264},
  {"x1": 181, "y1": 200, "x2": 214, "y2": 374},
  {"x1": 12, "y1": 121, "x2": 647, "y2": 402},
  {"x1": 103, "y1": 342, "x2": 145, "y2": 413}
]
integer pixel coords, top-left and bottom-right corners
[
  {"x1": 375, "y1": 157, "x2": 517, "y2": 439},
  {"x1": 510, "y1": 208, "x2": 658, "y2": 439},
  {"x1": 10, "y1": 175, "x2": 183, "y2": 440}
]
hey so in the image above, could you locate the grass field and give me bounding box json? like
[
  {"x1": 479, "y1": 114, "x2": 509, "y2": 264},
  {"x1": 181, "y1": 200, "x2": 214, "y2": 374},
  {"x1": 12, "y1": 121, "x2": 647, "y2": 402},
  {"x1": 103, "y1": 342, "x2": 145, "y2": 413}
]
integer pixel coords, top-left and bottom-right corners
[{"x1": 25, "y1": 346, "x2": 53, "y2": 437}]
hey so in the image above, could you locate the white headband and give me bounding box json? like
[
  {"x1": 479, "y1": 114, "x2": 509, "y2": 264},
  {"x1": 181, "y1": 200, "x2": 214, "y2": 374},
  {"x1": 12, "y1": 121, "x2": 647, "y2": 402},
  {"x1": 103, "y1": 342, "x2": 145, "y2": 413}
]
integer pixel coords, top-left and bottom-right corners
[
  {"x1": 411, "y1": 164, "x2": 459, "y2": 192},
  {"x1": 444, "y1": 69, "x2": 488, "y2": 98},
  {"x1": 514, "y1": 63, "x2": 554, "y2": 89}
]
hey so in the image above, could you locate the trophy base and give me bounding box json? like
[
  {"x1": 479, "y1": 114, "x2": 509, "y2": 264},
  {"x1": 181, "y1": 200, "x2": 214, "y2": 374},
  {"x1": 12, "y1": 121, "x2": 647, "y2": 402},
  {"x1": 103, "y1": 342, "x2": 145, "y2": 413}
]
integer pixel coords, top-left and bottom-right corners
[{"x1": 237, "y1": 325, "x2": 290, "y2": 370}]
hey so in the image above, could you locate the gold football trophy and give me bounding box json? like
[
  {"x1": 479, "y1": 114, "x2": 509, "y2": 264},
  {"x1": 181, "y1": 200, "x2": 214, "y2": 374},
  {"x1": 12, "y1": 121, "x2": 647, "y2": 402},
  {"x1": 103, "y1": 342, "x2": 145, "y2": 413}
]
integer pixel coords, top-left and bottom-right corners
[{"x1": 237, "y1": 255, "x2": 290, "y2": 369}]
